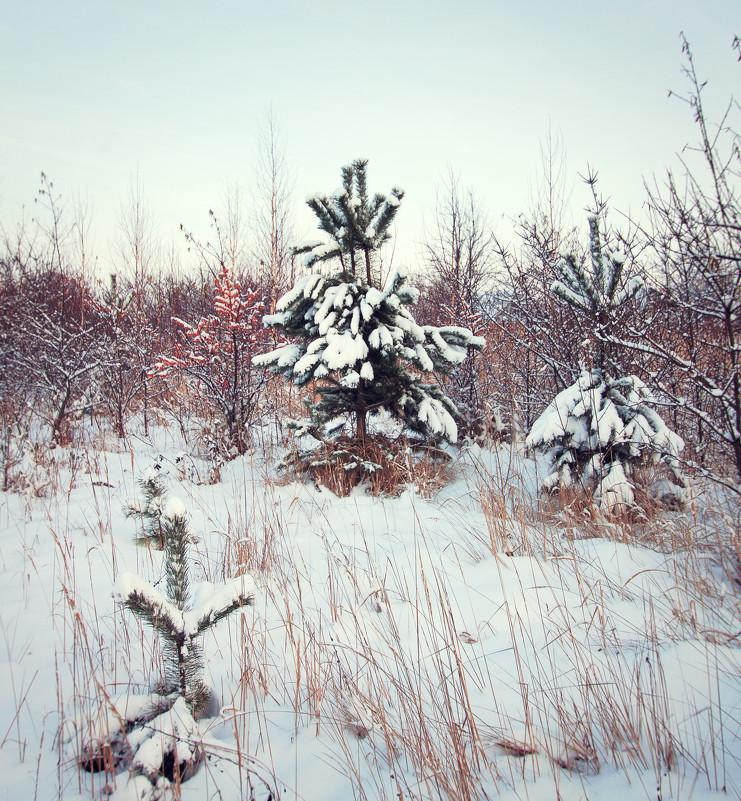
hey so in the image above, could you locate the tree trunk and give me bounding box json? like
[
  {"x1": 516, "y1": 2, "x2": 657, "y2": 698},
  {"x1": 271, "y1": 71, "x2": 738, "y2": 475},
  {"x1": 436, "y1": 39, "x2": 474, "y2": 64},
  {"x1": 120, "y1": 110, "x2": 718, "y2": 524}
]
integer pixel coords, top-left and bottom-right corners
[
  {"x1": 364, "y1": 248, "x2": 372, "y2": 287},
  {"x1": 143, "y1": 373, "x2": 149, "y2": 436},
  {"x1": 176, "y1": 634, "x2": 188, "y2": 699},
  {"x1": 117, "y1": 370, "x2": 126, "y2": 439},
  {"x1": 52, "y1": 385, "x2": 71, "y2": 444},
  {"x1": 356, "y1": 408, "x2": 367, "y2": 443}
]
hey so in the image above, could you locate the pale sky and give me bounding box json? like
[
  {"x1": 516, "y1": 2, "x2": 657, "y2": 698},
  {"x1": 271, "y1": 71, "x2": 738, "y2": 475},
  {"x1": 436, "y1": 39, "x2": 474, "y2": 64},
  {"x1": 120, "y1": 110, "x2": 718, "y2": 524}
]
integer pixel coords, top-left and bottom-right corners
[{"x1": 0, "y1": 0, "x2": 738, "y2": 274}]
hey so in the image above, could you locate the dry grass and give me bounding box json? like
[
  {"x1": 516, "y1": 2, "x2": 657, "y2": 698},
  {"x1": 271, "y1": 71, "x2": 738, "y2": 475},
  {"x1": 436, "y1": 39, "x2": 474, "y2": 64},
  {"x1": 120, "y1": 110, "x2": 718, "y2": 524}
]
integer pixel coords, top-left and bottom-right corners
[
  {"x1": 8, "y1": 424, "x2": 740, "y2": 801},
  {"x1": 530, "y1": 464, "x2": 699, "y2": 548},
  {"x1": 457, "y1": 445, "x2": 741, "y2": 792},
  {"x1": 279, "y1": 434, "x2": 457, "y2": 498}
]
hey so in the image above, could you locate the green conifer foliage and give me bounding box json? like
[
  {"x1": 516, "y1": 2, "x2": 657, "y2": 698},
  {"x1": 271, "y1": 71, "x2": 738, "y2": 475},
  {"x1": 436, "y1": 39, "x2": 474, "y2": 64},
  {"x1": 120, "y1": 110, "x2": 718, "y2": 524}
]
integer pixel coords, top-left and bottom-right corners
[
  {"x1": 293, "y1": 158, "x2": 404, "y2": 287},
  {"x1": 118, "y1": 502, "x2": 255, "y2": 717},
  {"x1": 550, "y1": 215, "x2": 642, "y2": 371},
  {"x1": 527, "y1": 215, "x2": 686, "y2": 511},
  {"x1": 255, "y1": 160, "x2": 485, "y2": 444},
  {"x1": 125, "y1": 463, "x2": 168, "y2": 549}
]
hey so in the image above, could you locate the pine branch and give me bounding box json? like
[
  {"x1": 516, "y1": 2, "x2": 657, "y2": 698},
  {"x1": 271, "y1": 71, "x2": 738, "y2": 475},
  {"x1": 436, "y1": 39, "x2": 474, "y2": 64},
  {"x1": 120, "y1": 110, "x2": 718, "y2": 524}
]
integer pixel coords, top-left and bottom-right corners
[
  {"x1": 193, "y1": 594, "x2": 253, "y2": 636},
  {"x1": 119, "y1": 583, "x2": 186, "y2": 642}
]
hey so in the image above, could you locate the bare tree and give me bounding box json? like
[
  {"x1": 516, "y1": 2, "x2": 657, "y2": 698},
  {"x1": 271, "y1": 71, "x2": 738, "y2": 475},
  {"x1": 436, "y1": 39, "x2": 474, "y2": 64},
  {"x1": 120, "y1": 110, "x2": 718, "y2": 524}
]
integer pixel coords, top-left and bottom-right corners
[
  {"x1": 181, "y1": 186, "x2": 252, "y2": 287},
  {"x1": 423, "y1": 169, "x2": 496, "y2": 319},
  {"x1": 69, "y1": 194, "x2": 96, "y2": 329},
  {"x1": 1, "y1": 177, "x2": 103, "y2": 441},
  {"x1": 615, "y1": 36, "x2": 741, "y2": 487},
  {"x1": 221, "y1": 182, "x2": 250, "y2": 277},
  {"x1": 16, "y1": 297, "x2": 103, "y2": 442},
  {"x1": 0, "y1": 219, "x2": 38, "y2": 485},
  {"x1": 34, "y1": 172, "x2": 74, "y2": 277},
  {"x1": 116, "y1": 177, "x2": 159, "y2": 316},
  {"x1": 484, "y1": 133, "x2": 580, "y2": 432},
  {"x1": 92, "y1": 273, "x2": 154, "y2": 439},
  {"x1": 252, "y1": 111, "x2": 294, "y2": 312},
  {"x1": 421, "y1": 171, "x2": 497, "y2": 435},
  {"x1": 525, "y1": 122, "x2": 573, "y2": 248},
  {"x1": 108, "y1": 179, "x2": 164, "y2": 435}
]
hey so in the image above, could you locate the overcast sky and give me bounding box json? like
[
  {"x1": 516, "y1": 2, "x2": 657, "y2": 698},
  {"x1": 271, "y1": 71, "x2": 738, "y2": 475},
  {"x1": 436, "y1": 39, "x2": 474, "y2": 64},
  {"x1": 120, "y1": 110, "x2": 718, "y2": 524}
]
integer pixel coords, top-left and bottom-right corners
[{"x1": 0, "y1": 0, "x2": 738, "y2": 274}]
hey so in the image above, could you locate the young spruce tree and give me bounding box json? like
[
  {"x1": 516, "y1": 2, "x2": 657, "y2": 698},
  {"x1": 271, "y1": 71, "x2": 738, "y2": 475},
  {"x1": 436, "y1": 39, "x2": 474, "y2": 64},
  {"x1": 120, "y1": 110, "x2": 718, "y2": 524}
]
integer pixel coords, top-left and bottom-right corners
[
  {"x1": 526, "y1": 215, "x2": 685, "y2": 511},
  {"x1": 254, "y1": 159, "x2": 485, "y2": 443}
]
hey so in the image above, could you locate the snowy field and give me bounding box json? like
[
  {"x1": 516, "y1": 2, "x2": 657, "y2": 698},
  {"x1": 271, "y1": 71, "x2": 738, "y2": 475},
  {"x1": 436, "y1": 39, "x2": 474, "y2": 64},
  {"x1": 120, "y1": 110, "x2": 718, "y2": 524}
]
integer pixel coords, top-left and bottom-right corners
[{"x1": 1, "y1": 419, "x2": 739, "y2": 801}]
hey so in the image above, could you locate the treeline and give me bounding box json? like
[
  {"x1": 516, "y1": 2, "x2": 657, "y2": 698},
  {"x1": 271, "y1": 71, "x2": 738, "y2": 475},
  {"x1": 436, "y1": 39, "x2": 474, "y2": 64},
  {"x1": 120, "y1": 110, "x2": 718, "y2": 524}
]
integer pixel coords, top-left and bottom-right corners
[{"x1": 1, "y1": 40, "x2": 739, "y2": 492}]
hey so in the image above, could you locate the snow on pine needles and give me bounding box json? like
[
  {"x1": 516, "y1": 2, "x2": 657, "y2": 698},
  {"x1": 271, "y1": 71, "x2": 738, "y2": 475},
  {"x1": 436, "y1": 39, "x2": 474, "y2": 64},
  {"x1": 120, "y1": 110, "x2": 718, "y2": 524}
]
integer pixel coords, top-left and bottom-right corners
[{"x1": 0, "y1": 421, "x2": 739, "y2": 801}]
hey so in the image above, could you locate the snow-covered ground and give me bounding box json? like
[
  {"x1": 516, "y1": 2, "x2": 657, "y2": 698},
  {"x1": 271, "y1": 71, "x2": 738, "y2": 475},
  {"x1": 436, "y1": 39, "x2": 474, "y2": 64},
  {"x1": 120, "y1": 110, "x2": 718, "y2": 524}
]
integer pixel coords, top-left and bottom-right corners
[{"x1": 1, "y1": 419, "x2": 739, "y2": 801}]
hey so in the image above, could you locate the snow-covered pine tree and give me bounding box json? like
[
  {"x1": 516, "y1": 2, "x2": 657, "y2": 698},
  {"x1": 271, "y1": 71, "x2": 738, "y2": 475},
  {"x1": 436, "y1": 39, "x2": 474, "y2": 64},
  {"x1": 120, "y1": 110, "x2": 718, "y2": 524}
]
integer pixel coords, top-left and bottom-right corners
[
  {"x1": 526, "y1": 215, "x2": 686, "y2": 511},
  {"x1": 117, "y1": 499, "x2": 255, "y2": 717},
  {"x1": 254, "y1": 160, "x2": 485, "y2": 444}
]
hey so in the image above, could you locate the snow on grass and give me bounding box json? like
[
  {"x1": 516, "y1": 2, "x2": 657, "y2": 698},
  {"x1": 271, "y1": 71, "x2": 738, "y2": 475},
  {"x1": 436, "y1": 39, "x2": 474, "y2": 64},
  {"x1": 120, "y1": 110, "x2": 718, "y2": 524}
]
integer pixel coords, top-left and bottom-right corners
[{"x1": 0, "y1": 419, "x2": 739, "y2": 800}]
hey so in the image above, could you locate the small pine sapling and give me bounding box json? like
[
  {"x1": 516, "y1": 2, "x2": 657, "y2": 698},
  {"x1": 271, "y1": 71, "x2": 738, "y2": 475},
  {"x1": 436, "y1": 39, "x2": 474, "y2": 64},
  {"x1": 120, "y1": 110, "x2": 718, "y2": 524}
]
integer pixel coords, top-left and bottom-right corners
[
  {"x1": 526, "y1": 215, "x2": 686, "y2": 512},
  {"x1": 550, "y1": 215, "x2": 642, "y2": 372},
  {"x1": 117, "y1": 499, "x2": 255, "y2": 717},
  {"x1": 125, "y1": 460, "x2": 168, "y2": 549},
  {"x1": 112, "y1": 500, "x2": 255, "y2": 791},
  {"x1": 527, "y1": 369, "x2": 686, "y2": 512},
  {"x1": 78, "y1": 501, "x2": 254, "y2": 795}
]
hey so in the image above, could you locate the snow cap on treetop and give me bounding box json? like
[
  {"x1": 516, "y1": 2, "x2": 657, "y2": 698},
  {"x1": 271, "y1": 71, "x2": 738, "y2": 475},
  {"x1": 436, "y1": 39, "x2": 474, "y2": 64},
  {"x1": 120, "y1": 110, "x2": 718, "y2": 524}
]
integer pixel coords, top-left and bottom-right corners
[{"x1": 164, "y1": 497, "x2": 187, "y2": 520}]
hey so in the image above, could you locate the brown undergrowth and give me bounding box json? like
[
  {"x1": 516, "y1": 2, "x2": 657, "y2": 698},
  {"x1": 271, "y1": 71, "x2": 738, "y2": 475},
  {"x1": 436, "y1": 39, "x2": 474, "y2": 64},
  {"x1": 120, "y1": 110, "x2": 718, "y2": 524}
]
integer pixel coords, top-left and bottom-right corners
[
  {"x1": 535, "y1": 465, "x2": 692, "y2": 545},
  {"x1": 278, "y1": 434, "x2": 457, "y2": 497}
]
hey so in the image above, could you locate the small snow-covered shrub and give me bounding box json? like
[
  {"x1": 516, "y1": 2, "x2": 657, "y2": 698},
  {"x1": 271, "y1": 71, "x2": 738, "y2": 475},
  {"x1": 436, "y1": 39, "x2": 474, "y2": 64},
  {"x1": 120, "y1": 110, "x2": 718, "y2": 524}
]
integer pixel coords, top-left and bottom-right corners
[
  {"x1": 1, "y1": 430, "x2": 84, "y2": 500},
  {"x1": 1, "y1": 430, "x2": 48, "y2": 496},
  {"x1": 0, "y1": 399, "x2": 84, "y2": 498},
  {"x1": 527, "y1": 368, "x2": 686, "y2": 513}
]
